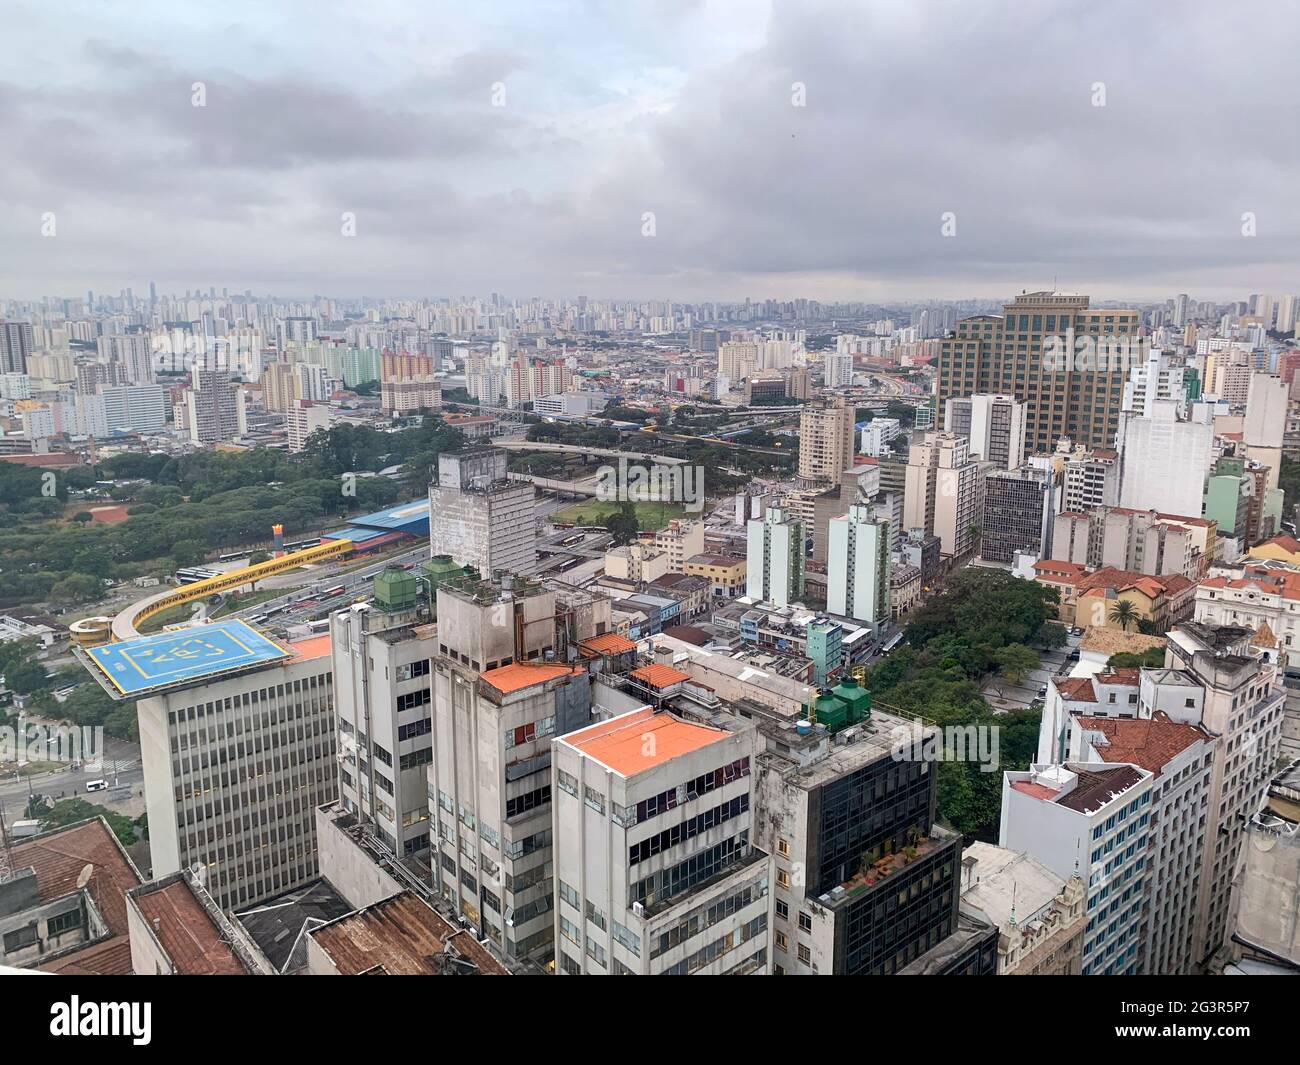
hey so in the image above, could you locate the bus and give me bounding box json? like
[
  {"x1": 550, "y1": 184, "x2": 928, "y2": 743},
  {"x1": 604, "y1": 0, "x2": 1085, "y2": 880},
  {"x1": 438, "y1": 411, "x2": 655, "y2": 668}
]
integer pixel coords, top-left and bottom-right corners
[
  {"x1": 322, "y1": 585, "x2": 346, "y2": 598},
  {"x1": 283, "y1": 537, "x2": 323, "y2": 553},
  {"x1": 559, "y1": 533, "x2": 585, "y2": 547},
  {"x1": 175, "y1": 566, "x2": 220, "y2": 585},
  {"x1": 218, "y1": 551, "x2": 251, "y2": 563}
]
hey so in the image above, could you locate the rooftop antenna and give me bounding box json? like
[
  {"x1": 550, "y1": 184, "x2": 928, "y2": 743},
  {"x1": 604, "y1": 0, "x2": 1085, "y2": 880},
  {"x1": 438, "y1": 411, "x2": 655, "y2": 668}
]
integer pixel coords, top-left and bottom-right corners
[{"x1": 0, "y1": 800, "x2": 13, "y2": 884}]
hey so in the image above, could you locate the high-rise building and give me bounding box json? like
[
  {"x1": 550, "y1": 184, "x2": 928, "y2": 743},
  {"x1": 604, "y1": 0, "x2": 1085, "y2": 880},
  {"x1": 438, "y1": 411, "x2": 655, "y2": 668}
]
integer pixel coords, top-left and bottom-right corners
[
  {"x1": 286, "y1": 400, "x2": 330, "y2": 453},
  {"x1": 260, "y1": 362, "x2": 301, "y2": 412},
  {"x1": 1001, "y1": 761, "x2": 1154, "y2": 975},
  {"x1": 823, "y1": 350, "x2": 854, "y2": 388},
  {"x1": 1062, "y1": 445, "x2": 1120, "y2": 513},
  {"x1": 551, "y1": 705, "x2": 771, "y2": 974},
  {"x1": 797, "y1": 395, "x2": 855, "y2": 486},
  {"x1": 746, "y1": 505, "x2": 805, "y2": 607},
  {"x1": 330, "y1": 583, "x2": 438, "y2": 859},
  {"x1": 903, "y1": 431, "x2": 988, "y2": 560},
  {"x1": 981, "y1": 465, "x2": 1054, "y2": 564},
  {"x1": 186, "y1": 368, "x2": 247, "y2": 444},
  {"x1": 98, "y1": 384, "x2": 168, "y2": 434},
  {"x1": 428, "y1": 575, "x2": 601, "y2": 961},
  {"x1": 751, "y1": 691, "x2": 982, "y2": 974},
  {"x1": 938, "y1": 292, "x2": 1141, "y2": 452},
  {"x1": 79, "y1": 620, "x2": 338, "y2": 912},
  {"x1": 1116, "y1": 400, "x2": 1214, "y2": 519},
  {"x1": 0, "y1": 320, "x2": 34, "y2": 374},
  {"x1": 429, "y1": 449, "x2": 536, "y2": 577},
  {"x1": 1167, "y1": 623, "x2": 1286, "y2": 966},
  {"x1": 1058, "y1": 711, "x2": 1213, "y2": 974},
  {"x1": 380, "y1": 352, "x2": 440, "y2": 413},
  {"x1": 943, "y1": 393, "x2": 1026, "y2": 470},
  {"x1": 826, "y1": 504, "x2": 890, "y2": 623}
]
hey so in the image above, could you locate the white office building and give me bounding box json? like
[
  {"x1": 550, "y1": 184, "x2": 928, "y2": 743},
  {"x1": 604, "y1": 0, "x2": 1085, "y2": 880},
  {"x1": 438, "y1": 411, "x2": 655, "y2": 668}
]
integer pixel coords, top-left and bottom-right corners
[{"x1": 552, "y1": 705, "x2": 771, "y2": 975}]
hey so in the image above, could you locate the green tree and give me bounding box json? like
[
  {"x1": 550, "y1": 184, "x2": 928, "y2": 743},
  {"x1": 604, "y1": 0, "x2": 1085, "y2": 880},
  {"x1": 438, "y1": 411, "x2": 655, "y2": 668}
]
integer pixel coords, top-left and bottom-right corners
[
  {"x1": 171, "y1": 539, "x2": 207, "y2": 567},
  {"x1": 39, "y1": 798, "x2": 137, "y2": 846},
  {"x1": 606, "y1": 502, "x2": 640, "y2": 546},
  {"x1": 1035, "y1": 621, "x2": 1068, "y2": 649},
  {"x1": 995, "y1": 643, "x2": 1039, "y2": 686},
  {"x1": 1108, "y1": 600, "x2": 1139, "y2": 632},
  {"x1": 50, "y1": 573, "x2": 104, "y2": 603}
]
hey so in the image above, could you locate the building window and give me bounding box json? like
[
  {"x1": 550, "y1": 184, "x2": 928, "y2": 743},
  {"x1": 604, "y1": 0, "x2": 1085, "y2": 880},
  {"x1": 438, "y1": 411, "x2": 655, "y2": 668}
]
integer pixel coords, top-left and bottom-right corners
[{"x1": 798, "y1": 912, "x2": 813, "y2": 933}]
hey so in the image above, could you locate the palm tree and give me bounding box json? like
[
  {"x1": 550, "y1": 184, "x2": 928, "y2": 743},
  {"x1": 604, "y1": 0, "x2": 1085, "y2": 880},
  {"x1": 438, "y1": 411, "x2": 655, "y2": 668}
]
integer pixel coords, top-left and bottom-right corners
[{"x1": 1109, "y1": 600, "x2": 1139, "y2": 632}]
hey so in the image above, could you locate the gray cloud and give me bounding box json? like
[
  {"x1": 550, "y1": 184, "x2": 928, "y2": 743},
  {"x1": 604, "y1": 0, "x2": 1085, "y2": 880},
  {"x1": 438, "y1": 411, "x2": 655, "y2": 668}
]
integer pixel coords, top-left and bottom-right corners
[{"x1": 0, "y1": 0, "x2": 1296, "y2": 301}]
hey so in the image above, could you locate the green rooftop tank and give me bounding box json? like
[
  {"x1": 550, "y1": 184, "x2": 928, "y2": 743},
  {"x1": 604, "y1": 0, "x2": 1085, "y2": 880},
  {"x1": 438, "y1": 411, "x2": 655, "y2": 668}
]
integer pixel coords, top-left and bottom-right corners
[
  {"x1": 420, "y1": 554, "x2": 463, "y2": 619},
  {"x1": 813, "y1": 689, "x2": 849, "y2": 733},
  {"x1": 373, "y1": 566, "x2": 418, "y2": 612},
  {"x1": 831, "y1": 676, "x2": 872, "y2": 723}
]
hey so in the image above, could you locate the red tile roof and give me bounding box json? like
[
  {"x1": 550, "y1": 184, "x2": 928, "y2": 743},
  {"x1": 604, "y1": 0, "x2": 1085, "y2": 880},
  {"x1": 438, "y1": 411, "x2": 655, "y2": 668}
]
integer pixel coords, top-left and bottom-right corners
[
  {"x1": 1074, "y1": 712, "x2": 1208, "y2": 776},
  {"x1": 133, "y1": 880, "x2": 248, "y2": 975},
  {"x1": 1056, "y1": 765, "x2": 1147, "y2": 814},
  {"x1": 12, "y1": 818, "x2": 144, "y2": 975}
]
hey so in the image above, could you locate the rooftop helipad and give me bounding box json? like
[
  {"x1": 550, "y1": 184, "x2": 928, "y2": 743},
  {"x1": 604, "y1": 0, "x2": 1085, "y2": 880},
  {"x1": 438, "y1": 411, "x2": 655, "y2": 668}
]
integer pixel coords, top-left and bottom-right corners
[{"x1": 84, "y1": 619, "x2": 293, "y2": 698}]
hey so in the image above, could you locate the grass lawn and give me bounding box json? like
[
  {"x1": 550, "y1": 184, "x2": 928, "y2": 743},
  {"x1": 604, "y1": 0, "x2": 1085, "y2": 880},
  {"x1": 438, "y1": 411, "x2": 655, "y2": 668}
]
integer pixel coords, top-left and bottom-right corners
[
  {"x1": 211, "y1": 585, "x2": 302, "y2": 618},
  {"x1": 553, "y1": 500, "x2": 689, "y2": 530}
]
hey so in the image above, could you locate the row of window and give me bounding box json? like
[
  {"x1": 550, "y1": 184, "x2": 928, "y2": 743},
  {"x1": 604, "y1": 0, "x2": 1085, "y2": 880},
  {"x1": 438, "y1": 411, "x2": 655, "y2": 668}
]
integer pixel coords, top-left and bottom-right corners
[{"x1": 628, "y1": 795, "x2": 749, "y2": 866}]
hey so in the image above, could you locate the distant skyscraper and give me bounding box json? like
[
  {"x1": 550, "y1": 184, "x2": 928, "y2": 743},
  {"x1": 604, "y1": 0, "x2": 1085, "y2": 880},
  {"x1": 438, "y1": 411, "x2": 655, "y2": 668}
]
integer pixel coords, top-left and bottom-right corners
[
  {"x1": 186, "y1": 368, "x2": 247, "y2": 444},
  {"x1": 0, "y1": 320, "x2": 34, "y2": 374},
  {"x1": 938, "y1": 292, "x2": 1141, "y2": 452},
  {"x1": 797, "y1": 395, "x2": 855, "y2": 486}
]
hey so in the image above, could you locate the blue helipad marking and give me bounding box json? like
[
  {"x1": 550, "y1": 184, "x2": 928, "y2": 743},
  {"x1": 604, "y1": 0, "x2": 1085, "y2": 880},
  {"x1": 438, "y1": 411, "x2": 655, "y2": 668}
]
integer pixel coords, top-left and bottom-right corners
[{"x1": 87, "y1": 619, "x2": 290, "y2": 695}]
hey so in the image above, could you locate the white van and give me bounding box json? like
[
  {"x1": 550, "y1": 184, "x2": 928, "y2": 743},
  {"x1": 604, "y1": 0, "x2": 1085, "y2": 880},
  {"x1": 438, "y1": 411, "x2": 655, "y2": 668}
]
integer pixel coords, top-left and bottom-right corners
[{"x1": 84, "y1": 779, "x2": 109, "y2": 792}]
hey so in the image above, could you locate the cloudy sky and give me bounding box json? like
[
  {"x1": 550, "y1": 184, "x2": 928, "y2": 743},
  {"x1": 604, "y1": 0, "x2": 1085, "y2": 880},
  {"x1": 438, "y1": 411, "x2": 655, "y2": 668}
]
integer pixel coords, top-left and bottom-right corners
[{"x1": 1, "y1": 0, "x2": 1296, "y2": 303}]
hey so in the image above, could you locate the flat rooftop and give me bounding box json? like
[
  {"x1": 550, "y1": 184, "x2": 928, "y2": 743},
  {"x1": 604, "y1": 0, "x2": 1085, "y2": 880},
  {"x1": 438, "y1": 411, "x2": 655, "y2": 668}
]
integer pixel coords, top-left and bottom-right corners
[
  {"x1": 563, "y1": 706, "x2": 730, "y2": 777},
  {"x1": 308, "y1": 891, "x2": 507, "y2": 975},
  {"x1": 84, "y1": 618, "x2": 293, "y2": 697}
]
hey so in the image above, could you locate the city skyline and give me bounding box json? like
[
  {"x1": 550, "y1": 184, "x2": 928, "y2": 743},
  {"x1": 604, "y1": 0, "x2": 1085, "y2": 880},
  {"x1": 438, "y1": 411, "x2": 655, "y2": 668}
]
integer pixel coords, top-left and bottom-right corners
[{"x1": 2, "y1": 0, "x2": 1297, "y2": 301}]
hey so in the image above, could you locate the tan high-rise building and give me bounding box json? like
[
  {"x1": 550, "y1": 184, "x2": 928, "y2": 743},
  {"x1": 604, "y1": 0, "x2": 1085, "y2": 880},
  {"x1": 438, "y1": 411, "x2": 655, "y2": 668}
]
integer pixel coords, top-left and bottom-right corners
[
  {"x1": 903, "y1": 431, "x2": 988, "y2": 560},
  {"x1": 797, "y1": 395, "x2": 855, "y2": 486},
  {"x1": 938, "y1": 292, "x2": 1141, "y2": 453},
  {"x1": 260, "y1": 361, "x2": 302, "y2": 412}
]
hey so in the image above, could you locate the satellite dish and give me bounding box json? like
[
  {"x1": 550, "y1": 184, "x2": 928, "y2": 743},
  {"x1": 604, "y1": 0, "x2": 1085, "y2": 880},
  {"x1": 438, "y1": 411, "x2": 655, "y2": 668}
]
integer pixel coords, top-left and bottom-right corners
[{"x1": 76, "y1": 864, "x2": 95, "y2": 890}]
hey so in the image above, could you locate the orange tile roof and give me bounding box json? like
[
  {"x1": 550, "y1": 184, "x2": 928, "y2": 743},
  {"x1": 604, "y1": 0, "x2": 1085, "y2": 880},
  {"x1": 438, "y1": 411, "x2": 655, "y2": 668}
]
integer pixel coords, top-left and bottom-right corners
[
  {"x1": 1074, "y1": 712, "x2": 1208, "y2": 776},
  {"x1": 629, "y1": 663, "x2": 691, "y2": 689},
  {"x1": 288, "y1": 634, "x2": 332, "y2": 662},
  {"x1": 578, "y1": 632, "x2": 637, "y2": 656},
  {"x1": 1057, "y1": 677, "x2": 1098, "y2": 703},
  {"x1": 565, "y1": 707, "x2": 729, "y2": 776},
  {"x1": 479, "y1": 660, "x2": 581, "y2": 695}
]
